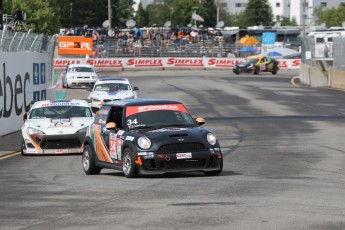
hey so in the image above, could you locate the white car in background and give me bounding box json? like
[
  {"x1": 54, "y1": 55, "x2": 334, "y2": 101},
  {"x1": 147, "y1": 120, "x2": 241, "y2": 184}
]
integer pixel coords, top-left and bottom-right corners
[
  {"x1": 21, "y1": 99, "x2": 94, "y2": 155},
  {"x1": 87, "y1": 77, "x2": 139, "y2": 111},
  {"x1": 62, "y1": 64, "x2": 98, "y2": 88}
]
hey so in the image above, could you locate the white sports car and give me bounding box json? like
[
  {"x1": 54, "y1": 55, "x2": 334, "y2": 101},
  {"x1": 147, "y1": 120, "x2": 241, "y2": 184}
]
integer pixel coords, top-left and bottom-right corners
[
  {"x1": 62, "y1": 64, "x2": 98, "y2": 88},
  {"x1": 87, "y1": 77, "x2": 139, "y2": 111},
  {"x1": 21, "y1": 99, "x2": 94, "y2": 155}
]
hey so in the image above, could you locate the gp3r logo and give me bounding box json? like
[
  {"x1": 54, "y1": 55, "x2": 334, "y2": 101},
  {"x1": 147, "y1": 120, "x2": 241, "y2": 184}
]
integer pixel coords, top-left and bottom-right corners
[
  {"x1": 33, "y1": 63, "x2": 46, "y2": 101},
  {"x1": 59, "y1": 41, "x2": 92, "y2": 50}
]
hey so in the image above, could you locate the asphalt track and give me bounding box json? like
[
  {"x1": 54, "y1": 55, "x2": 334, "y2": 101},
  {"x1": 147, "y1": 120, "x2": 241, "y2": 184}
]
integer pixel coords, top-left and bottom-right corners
[{"x1": 1, "y1": 69, "x2": 345, "y2": 230}]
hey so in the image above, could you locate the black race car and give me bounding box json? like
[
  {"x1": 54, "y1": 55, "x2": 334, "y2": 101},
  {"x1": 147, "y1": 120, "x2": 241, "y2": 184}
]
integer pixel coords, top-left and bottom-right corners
[
  {"x1": 82, "y1": 99, "x2": 223, "y2": 178},
  {"x1": 233, "y1": 55, "x2": 279, "y2": 75}
]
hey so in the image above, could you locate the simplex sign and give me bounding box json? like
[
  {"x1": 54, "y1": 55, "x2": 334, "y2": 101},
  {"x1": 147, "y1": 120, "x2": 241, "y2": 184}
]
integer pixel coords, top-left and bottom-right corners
[
  {"x1": 0, "y1": 52, "x2": 53, "y2": 136},
  {"x1": 54, "y1": 57, "x2": 301, "y2": 70}
]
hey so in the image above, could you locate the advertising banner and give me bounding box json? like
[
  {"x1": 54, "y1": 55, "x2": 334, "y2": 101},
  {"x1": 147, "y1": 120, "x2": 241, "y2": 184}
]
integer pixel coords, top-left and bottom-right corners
[{"x1": 58, "y1": 36, "x2": 93, "y2": 55}]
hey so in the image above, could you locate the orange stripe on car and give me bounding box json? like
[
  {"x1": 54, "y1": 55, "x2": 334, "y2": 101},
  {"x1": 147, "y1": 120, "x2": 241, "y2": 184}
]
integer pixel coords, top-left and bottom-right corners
[
  {"x1": 94, "y1": 124, "x2": 113, "y2": 163},
  {"x1": 27, "y1": 136, "x2": 42, "y2": 150}
]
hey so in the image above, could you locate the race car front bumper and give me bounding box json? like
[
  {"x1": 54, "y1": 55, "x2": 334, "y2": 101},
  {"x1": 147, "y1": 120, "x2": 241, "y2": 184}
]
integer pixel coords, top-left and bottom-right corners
[
  {"x1": 23, "y1": 133, "x2": 86, "y2": 154},
  {"x1": 136, "y1": 148, "x2": 222, "y2": 175}
]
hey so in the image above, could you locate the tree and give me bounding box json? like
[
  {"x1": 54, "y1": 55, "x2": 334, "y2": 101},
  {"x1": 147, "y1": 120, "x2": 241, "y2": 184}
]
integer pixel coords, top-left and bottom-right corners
[
  {"x1": 215, "y1": 0, "x2": 236, "y2": 27},
  {"x1": 240, "y1": 0, "x2": 274, "y2": 27},
  {"x1": 315, "y1": 4, "x2": 345, "y2": 27},
  {"x1": 280, "y1": 16, "x2": 297, "y2": 26},
  {"x1": 146, "y1": 3, "x2": 172, "y2": 27},
  {"x1": 136, "y1": 2, "x2": 149, "y2": 27},
  {"x1": 3, "y1": 0, "x2": 60, "y2": 34},
  {"x1": 198, "y1": 0, "x2": 217, "y2": 27}
]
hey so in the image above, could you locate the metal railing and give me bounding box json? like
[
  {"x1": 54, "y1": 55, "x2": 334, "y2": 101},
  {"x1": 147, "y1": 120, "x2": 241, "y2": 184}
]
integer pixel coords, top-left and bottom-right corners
[{"x1": 0, "y1": 28, "x2": 58, "y2": 86}]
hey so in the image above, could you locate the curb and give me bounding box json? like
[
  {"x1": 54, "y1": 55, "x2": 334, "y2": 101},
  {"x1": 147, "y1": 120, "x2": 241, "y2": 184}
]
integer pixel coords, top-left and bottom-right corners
[{"x1": 290, "y1": 76, "x2": 300, "y2": 87}]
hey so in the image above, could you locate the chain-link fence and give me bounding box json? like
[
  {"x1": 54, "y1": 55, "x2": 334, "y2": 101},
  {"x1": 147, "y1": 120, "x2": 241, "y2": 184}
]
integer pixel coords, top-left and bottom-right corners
[
  {"x1": 333, "y1": 37, "x2": 345, "y2": 70},
  {"x1": 0, "y1": 29, "x2": 58, "y2": 84}
]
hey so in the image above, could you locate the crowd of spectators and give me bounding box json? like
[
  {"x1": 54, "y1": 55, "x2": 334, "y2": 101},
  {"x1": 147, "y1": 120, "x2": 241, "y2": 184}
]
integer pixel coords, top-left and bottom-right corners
[{"x1": 60, "y1": 25, "x2": 235, "y2": 58}]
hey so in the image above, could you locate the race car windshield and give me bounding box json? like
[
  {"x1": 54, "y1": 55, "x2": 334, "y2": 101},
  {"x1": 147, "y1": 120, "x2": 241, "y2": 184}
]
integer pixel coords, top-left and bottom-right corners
[
  {"x1": 94, "y1": 83, "x2": 130, "y2": 92},
  {"x1": 126, "y1": 110, "x2": 195, "y2": 129},
  {"x1": 30, "y1": 106, "x2": 93, "y2": 119},
  {"x1": 70, "y1": 67, "x2": 95, "y2": 73},
  {"x1": 242, "y1": 58, "x2": 258, "y2": 64}
]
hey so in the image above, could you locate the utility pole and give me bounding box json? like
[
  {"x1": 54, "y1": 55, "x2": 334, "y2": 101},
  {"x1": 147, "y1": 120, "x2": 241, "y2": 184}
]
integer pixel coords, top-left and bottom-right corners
[
  {"x1": 302, "y1": 0, "x2": 306, "y2": 36},
  {"x1": 0, "y1": 0, "x2": 2, "y2": 30},
  {"x1": 108, "y1": 0, "x2": 112, "y2": 29}
]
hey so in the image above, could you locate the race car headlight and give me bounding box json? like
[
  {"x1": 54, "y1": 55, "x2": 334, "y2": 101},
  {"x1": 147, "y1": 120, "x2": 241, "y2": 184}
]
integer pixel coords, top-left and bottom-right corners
[
  {"x1": 76, "y1": 127, "x2": 88, "y2": 133},
  {"x1": 247, "y1": 64, "x2": 253, "y2": 68},
  {"x1": 69, "y1": 76, "x2": 75, "y2": 79},
  {"x1": 92, "y1": 75, "x2": 97, "y2": 79},
  {"x1": 27, "y1": 127, "x2": 45, "y2": 135},
  {"x1": 137, "y1": 136, "x2": 151, "y2": 149},
  {"x1": 207, "y1": 133, "x2": 217, "y2": 146},
  {"x1": 91, "y1": 97, "x2": 101, "y2": 102},
  {"x1": 124, "y1": 95, "x2": 135, "y2": 100}
]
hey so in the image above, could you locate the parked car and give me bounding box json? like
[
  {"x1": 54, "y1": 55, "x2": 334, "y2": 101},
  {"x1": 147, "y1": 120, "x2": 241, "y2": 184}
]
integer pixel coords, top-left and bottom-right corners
[
  {"x1": 21, "y1": 99, "x2": 94, "y2": 155},
  {"x1": 233, "y1": 55, "x2": 279, "y2": 75},
  {"x1": 82, "y1": 99, "x2": 223, "y2": 178},
  {"x1": 62, "y1": 64, "x2": 98, "y2": 88},
  {"x1": 87, "y1": 77, "x2": 139, "y2": 112}
]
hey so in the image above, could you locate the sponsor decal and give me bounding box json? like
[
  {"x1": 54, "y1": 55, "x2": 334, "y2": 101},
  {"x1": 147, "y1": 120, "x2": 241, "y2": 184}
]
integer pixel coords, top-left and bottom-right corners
[
  {"x1": 127, "y1": 59, "x2": 163, "y2": 67},
  {"x1": 58, "y1": 36, "x2": 93, "y2": 55},
  {"x1": 125, "y1": 136, "x2": 135, "y2": 141},
  {"x1": 126, "y1": 104, "x2": 188, "y2": 117},
  {"x1": 87, "y1": 59, "x2": 123, "y2": 68},
  {"x1": 166, "y1": 58, "x2": 204, "y2": 67},
  {"x1": 207, "y1": 58, "x2": 241, "y2": 67},
  {"x1": 54, "y1": 59, "x2": 82, "y2": 68},
  {"x1": 40, "y1": 102, "x2": 81, "y2": 107}
]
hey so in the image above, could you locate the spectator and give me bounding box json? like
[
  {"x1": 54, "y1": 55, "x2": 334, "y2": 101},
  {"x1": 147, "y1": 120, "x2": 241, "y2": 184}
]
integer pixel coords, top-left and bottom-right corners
[
  {"x1": 13, "y1": 8, "x2": 23, "y2": 23},
  {"x1": 134, "y1": 27, "x2": 142, "y2": 42},
  {"x1": 227, "y1": 50, "x2": 235, "y2": 58},
  {"x1": 190, "y1": 29, "x2": 198, "y2": 43}
]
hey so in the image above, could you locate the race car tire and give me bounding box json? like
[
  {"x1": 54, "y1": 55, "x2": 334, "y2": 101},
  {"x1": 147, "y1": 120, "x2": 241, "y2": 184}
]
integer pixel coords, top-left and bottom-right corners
[
  {"x1": 272, "y1": 66, "x2": 278, "y2": 75},
  {"x1": 21, "y1": 138, "x2": 26, "y2": 155},
  {"x1": 254, "y1": 67, "x2": 260, "y2": 75},
  {"x1": 82, "y1": 144, "x2": 101, "y2": 175},
  {"x1": 204, "y1": 158, "x2": 223, "y2": 176},
  {"x1": 122, "y1": 148, "x2": 138, "y2": 178},
  {"x1": 234, "y1": 70, "x2": 240, "y2": 75},
  {"x1": 62, "y1": 79, "x2": 66, "y2": 88}
]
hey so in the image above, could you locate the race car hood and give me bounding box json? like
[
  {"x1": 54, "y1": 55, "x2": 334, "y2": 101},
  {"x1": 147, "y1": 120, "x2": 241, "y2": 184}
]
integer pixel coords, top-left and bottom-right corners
[
  {"x1": 67, "y1": 72, "x2": 97, "y2": 78},
  {"x1": 91, "y1": 90, "x2": 134, "y2": 100},
  {"x1": 26, "y1": 117, "x2": 94, "y2": 135},
  {"x1": 130, "y1": 126, "x2": 214, "y2": 149}
]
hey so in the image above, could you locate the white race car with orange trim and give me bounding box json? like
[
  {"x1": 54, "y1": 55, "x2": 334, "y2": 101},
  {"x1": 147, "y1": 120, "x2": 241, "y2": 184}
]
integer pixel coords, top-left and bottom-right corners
[{"x1": 21, "y1": 99, "x2": 94, "y2": 155}]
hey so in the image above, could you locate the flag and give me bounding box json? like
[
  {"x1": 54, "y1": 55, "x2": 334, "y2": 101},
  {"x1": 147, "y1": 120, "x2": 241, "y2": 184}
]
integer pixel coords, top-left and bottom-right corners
[{"x1": 192, "y1": 13, "x2": 204, "y2": 22}]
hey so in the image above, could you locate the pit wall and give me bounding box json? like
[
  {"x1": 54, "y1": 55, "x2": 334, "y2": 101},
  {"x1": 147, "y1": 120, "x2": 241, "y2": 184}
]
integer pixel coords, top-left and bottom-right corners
[
  {"x1": 0, "y1": 52, "x2": 54, "y2": 136},
  {"x1": 330, "y1": 70, "x2": 345, "y2": 89},
  {"x1": 299, "y1": 62, "x2": 328, "y2": 87},
  {"x1": 54, "y1": 57, "x2": 301, "y2": 71}
]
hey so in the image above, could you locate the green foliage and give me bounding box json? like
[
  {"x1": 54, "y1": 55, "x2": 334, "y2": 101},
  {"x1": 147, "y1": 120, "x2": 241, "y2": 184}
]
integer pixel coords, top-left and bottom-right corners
[
  {"x1": 280, "y1": 16, "x2": 297, "y2": 26},
  {"x1": 198, "y1": 0, "x2": 217, "y2": 27},
  {"x1": 241, "y1": 0, "x2": 274, "y2": 27},
  {"x1": 316, "y1": 5, "x2": 345, "y2": 27},
  {"x1": 3, "y1": 0, "x2": 61, "y2": 34},
  {"x1": 136, "y1": 2, "x2": 149, "y2": 27},
  {"x1": 146, "y1": 4, "x2": 172, "y2": 27}
]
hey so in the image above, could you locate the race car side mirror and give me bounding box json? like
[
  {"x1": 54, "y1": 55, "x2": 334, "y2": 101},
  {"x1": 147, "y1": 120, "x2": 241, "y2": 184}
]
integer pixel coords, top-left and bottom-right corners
[
  {"x1": 22, "y1": 113, "x2": 27, "y2": 121},
  {"x1": 133, "y1": 86, "x2": 139, "y2": 91},
  {"x1": 195, "y1": 117, "x2": 205, "y2": 126},
  {"x1": 106, "y1": 122, "x2": 117, "y2": 130}
]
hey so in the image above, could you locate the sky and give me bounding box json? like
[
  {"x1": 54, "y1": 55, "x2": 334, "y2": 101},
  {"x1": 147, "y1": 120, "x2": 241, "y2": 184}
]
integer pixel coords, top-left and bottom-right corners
[{"x1": 133, "y1": 0, "x2": 140, "y2": 11}]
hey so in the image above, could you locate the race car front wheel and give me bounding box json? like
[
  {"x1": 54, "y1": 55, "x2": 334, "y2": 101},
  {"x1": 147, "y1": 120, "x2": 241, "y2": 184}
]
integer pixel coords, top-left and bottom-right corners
[
  {"x1": 82, "y1": 144, "x2": 101, "y2": 175},
  {"x1": 254, "y1": 67, "x2": 260, "y2": 75},
  {"x1": 21, "y1": 138, "x2": 26, "y2": 155},
  {"x1": 204, "y1": 158, "x2": 223, "y2": 176},
  {"x1": 122, "y1": 148, "x2": 138, "y2": 178},
  {"x1": 272, "y1": 66, "x2": 278, "y2": 75}
]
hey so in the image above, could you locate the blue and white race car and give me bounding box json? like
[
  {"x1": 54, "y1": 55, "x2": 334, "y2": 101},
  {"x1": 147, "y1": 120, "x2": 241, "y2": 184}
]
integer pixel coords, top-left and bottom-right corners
[
  {"x1": 21, "y1": 99, "x2": 94, "y2": 155},
  {"x1": 87, "y1": 77, "x2": 139, "y2": 111}
]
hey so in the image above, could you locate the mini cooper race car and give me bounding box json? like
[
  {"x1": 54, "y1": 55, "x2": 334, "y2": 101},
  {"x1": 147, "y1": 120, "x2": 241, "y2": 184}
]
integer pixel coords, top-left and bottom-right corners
[
  {"x1": 21, "y1": 99, "x2": 94, "y2": 155},
  {"x1": 87, "y1": 77, "x2": 139, "y2": 112},
  {"x1": 233, "y1": 55, "x2": 279, "y2": 75},
  {"x1": 82, "y1": 99, "x2": 223, "y2": 178},
  {"x1": 62, "y1": 64, "x2": 98, "y2": 88}
]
